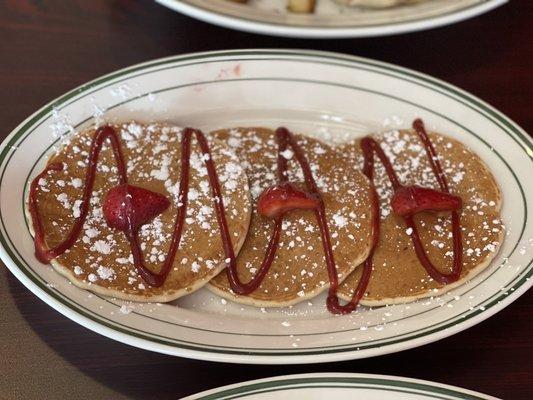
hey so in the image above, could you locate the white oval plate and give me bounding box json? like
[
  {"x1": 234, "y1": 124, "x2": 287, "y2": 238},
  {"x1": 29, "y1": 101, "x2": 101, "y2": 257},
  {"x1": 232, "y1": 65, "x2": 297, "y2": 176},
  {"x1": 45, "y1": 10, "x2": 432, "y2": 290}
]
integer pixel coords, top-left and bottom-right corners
[
  {"x1": 155, "y1": 0, "x2": 508, "y2": 38},
  {"x1": 183, "y1": 373, "x2": 500, "y2": 399},
  {"x1": 0, "y1": 50, "x2": 531, "y2": 364}
]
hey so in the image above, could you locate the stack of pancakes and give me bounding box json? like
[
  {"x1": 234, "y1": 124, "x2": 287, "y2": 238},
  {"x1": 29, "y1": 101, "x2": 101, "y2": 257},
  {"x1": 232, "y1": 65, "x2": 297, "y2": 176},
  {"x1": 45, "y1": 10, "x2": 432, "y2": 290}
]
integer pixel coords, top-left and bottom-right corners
[{"x1": 27, "y1": 122, "x2": 503, "y2": 308}]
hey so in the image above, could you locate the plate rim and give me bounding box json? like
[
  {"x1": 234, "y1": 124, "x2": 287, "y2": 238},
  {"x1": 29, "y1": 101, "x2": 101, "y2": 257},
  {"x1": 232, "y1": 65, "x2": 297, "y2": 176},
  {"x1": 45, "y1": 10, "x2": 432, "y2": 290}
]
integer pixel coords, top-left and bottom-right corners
[
  {"x1": 154, "y1": 0, "x2": 508, "y2": 39},
  {"x1": 181, "y1": 372, "x2": 499, "y2": 399},
  {"x1": 0, "y1": 49, "x2": 531, "y2": 364}
]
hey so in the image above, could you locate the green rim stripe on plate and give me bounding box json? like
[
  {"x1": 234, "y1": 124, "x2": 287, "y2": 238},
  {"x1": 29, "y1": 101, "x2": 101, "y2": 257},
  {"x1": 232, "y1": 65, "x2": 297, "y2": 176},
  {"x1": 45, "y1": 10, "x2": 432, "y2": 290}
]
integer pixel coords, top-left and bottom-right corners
[
  {"x1": 2, "y1": 52, "x2": 531, "y2": 163},
  {"x1": 0, "y1": 50, "x2": 531, "y2": 357},
  {"x1": 12, "y1": 83, "x2": 528, "y2": 345},
  {"x1": 15, "y1": 77, "x2": 527, "y2": 338},
  {"x1": 2, "y1": 229, "x2": 531, "y2": 354},
  {"x1": 3, "y1": 222, "x2": 530, "y2": 354},
  {"x1": 191, "y1": 377, "x2": 489, "y2": 400},
  {"x1": 2, "y1": 50, "x2": 528, "y2": 354},
  {"x1": 212, "y1": 386, "x2": 460, "y2": 400}
]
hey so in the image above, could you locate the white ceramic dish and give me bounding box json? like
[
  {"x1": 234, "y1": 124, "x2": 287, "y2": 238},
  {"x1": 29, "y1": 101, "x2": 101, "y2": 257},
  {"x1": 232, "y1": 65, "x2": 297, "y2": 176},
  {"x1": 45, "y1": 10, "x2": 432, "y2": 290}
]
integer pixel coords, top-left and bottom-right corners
[
  {"x1": 155, "y1": 0, "x2": 508, "y2": 38},
  {"x1": 182, "y1": 373, "x2": 500, "y2": 399},
  {"x1": 0, "y1": 50, "x2": 531, "y2": 364}
]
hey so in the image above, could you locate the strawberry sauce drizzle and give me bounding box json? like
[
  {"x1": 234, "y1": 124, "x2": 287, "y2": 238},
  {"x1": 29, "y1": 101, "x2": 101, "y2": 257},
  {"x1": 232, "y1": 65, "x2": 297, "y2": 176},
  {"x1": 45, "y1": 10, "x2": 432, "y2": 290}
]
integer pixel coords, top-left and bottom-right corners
[
  {"x1": 29, "y1": 124, "x2": 375, "y2": 314},
  {"x1": 29, "y1": 119, "x2": 459, "y2": 314},
  {"x1": 29, "y1": 126, "x2": 127, "y2": 263},
  {"x1": 360, "y1": 119, "x2": 463, "y2": 284},
  {"x1": 222, "y1": 126, "x2": 375, "y2": 310},
  {"x1": 29, "y1": 126, "x2": 279, "y2": 288},
  {"x1": 274, "y1": 128, "x2": 378, "y2": 314}
]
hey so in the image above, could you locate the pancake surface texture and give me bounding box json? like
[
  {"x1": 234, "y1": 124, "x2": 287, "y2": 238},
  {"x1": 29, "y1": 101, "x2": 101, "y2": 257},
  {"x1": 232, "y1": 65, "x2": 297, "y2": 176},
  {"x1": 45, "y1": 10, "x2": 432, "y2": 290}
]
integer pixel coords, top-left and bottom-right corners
[
  {"x1": 27, "y1": 122, "x2": 251, "y2": 302},
  {"x1": 338, "y1": 129, "x2": 504, "y2": 305},
  {"x1": 208, "y1": 128, "x2": 375, "y2": 307}
]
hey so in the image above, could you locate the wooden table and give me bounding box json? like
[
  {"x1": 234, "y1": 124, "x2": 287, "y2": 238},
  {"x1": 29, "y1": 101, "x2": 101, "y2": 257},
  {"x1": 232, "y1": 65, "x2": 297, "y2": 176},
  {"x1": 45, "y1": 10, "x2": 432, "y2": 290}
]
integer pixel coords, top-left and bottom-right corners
[{"x1": 1, "y1": 1, "x2": 531, "y2": 399}]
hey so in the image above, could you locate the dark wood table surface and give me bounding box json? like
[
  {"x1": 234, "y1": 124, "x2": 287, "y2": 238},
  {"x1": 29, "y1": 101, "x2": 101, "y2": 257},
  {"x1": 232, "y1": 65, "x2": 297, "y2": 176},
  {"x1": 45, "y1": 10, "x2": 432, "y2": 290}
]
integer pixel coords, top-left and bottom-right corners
[{"x1": 1, "y1": 1, "x2": 532, "y2": 399}]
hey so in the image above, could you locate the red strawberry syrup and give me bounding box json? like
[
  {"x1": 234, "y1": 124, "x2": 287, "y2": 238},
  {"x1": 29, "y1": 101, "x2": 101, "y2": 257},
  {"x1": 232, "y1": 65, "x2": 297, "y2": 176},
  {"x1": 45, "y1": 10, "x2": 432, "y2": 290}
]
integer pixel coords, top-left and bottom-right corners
[
  {"x1": 29, "y1": 119, "x2": 462, "y2": 314},
  {"x1": 360, "y1": 119, "x2": 463, "y2": 285}
]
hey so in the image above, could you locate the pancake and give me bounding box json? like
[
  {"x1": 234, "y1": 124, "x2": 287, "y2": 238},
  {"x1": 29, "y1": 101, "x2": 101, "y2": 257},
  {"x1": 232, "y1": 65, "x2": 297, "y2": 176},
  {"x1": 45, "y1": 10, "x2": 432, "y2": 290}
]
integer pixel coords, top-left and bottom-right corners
[
  {"x1": 26, "y1": 122, "x2": 252, "y2": 302},
  {"x1": 337, "y1": 128, "x2": 504, "y2": 306},
  {"x1": 208, "y1": 128, "x2": 375, "y2": 307}
]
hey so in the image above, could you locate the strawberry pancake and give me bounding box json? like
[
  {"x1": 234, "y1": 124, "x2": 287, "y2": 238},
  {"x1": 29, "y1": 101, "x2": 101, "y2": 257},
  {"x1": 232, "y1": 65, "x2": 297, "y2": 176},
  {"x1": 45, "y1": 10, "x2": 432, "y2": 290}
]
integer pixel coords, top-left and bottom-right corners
[
  {"x1": 26, "y1": 122, "x2": 252, "y2": 302},
  {"x1": 207, "y1": 127, "x2": 376, "y2": 308},
  {"x1": 338, "y1": 122, "x2": 504, "y2": 306}
]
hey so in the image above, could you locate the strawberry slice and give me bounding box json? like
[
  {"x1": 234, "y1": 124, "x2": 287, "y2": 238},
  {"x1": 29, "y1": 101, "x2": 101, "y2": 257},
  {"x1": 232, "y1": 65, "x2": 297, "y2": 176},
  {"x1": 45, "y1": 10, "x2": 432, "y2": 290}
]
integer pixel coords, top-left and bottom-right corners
[
  {"x1": 103, "y1": 184, "x2": 170, "y2": 234},
  {"x1": 257, "y1": 183, "x2": 318, "y2": 219},
  {"x1": 391, "y1": 185, "x2": 462, "y2": 216}
]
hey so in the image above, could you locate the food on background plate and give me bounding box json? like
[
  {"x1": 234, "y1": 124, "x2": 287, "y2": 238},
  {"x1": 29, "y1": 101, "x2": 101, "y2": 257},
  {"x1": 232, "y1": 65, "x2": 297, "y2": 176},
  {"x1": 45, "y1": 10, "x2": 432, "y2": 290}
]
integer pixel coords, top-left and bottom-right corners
[
  {"x1": 225, "y1": 0, "x2": 426, "y2": 13},
  {"x1": 334, "y1": 0, "x2": 425, "y2": 9},
  {"x1": 288, "y1": 0, "x2": 317, "y2": 13},
  {"x1": 26, "y1": 118, "x2": 503, "y2": 314}
]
